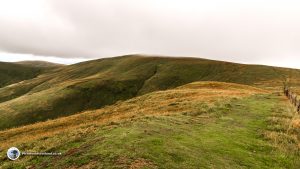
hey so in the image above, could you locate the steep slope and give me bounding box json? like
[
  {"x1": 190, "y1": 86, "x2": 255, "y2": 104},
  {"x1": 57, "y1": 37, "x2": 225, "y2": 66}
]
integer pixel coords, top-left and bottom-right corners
[
  {"x1": 0, "y1": 61, "x2": 54, "y2": 88},
  {"x1": 0, "y1": 82, "x2": 299, "y2": 168},
  {"x1": 0, "y1": 55, "x2": 300, "y2": 130}
]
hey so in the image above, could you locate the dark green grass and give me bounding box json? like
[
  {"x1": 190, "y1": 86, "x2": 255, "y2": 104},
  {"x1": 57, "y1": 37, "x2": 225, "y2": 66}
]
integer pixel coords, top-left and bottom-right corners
[
  {"x1": 1, "y1": 94, "x2": 299, "y2": 168},
  {"x1": 0, "y1": 62, "x2": 50, "y2": 88}
]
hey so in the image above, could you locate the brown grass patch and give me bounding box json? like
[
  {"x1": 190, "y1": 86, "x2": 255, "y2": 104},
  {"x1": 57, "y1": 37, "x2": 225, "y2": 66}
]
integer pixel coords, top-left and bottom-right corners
[
  {"x1": 129, "y1": 158, "x2": 157, "y2": 169},
  {"x1": 291, "y1": 119, "x2": 300, "y2": 128},
  {"x1": 263, "y1": 94, "x2": 300, "y2": 153}
]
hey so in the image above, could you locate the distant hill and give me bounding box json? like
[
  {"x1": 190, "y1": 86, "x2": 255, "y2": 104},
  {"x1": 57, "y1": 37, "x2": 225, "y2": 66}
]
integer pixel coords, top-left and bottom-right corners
[
  {"x1": 0, "y1": 62, "x2": 51, "y2": 88},
  {"x1": 15, "y1": 60, "x2": 64, "y2": 68},
  {"x1": 0, "y1": 55, "x2": 300, "y2": 130}
]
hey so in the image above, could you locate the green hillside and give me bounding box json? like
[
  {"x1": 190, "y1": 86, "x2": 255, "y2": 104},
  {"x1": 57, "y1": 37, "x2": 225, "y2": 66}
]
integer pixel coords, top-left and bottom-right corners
[
  {"x1": 0, "y1": 82, "x2": 299, "y2": 168},
  {"x1": 0, "y1": 55, "x2": 300, "y2": 130},
  {"x1": 0, "y1": 61, "x2": 55, "y2": 88}
]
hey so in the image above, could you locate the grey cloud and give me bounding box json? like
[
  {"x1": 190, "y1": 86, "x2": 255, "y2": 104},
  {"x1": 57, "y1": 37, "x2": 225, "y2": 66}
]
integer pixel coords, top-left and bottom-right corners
[{"x1": 0, "y1": 0, "x2": 300, "y2": 67}]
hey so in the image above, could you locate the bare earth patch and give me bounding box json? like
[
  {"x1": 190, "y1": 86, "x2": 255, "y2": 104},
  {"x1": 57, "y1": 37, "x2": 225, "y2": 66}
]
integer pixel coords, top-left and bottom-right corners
[{"x1": 129, "y1": 158, "x2": 157, "y2": 169}]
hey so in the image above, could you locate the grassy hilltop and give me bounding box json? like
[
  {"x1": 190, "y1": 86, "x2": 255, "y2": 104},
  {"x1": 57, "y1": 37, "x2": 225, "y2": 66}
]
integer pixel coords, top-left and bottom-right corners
[
  {"x1": 0, "y1": 81, "x2": 299, "y2": 168},
  {"x1": 1, "y1": 55, "x2": 300, "y2": 130}
]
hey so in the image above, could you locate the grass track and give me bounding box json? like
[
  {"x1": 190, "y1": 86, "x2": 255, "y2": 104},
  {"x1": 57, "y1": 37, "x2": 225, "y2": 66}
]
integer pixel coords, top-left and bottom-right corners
[{"x1": 1, "y1": 93, "x2": 299, "y2": 168}]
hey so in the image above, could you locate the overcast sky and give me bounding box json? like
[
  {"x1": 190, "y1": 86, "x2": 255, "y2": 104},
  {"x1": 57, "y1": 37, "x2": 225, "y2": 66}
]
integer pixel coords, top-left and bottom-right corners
[{"x1": 0, "y1": 0, "x2": 299, "y2": 68}]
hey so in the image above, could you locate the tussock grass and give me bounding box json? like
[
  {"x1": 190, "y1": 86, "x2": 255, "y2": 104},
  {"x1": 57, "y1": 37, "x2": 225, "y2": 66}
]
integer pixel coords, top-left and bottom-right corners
[
  {"x1": 0, "y1": 90, "x2": 299, "y2": 168},
  {"x1": 0, "y1": 81, "x2": 265, "y2": 150},
  {"x1": 262, "y1": 95, "x2": 300, "y2": 156}
]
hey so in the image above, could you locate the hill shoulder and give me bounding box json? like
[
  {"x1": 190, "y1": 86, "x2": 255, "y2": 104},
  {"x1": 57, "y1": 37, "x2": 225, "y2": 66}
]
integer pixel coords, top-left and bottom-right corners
[
  {"x1": 15, "y1": 61, "x2": 64, "y2": 68},
  {"x1": 0, "y1": 62, "x2": 48, "y2": 88}
]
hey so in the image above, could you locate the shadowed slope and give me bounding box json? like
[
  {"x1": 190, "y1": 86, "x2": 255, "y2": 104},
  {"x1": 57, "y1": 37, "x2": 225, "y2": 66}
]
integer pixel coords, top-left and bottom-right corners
[{"x1": 0, "y1": 61, "x2": 56, "y2": 88}]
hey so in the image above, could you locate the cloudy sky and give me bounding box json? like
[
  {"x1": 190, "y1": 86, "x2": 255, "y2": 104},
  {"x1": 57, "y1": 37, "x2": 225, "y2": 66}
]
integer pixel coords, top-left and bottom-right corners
[{"x1": 0, "y1": 0, "x2": 299, "y2": 68}]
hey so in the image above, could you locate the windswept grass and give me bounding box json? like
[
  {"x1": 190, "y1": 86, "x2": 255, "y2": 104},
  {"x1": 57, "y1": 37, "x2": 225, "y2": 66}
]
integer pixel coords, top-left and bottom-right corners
[
  {"x1": 0, "y1": 81, "x2": 265, "y2": 149},
  {"x1": 272, "y1": 95, "x2": 300, "y2": 152},
  {"x1": 0, "y1": 82, "x2": 299, "y2": 168}
]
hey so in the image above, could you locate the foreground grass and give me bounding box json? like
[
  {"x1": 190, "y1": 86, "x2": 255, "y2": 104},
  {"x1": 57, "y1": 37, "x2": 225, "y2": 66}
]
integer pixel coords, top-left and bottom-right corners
[
  {"x1": 0, "y1": 81, "x2": 264, "y2": 149},
  {"x1": 1, "y1": 93, "x2": 299, "y2": 168}
]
